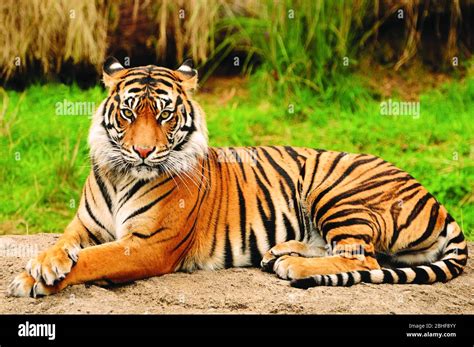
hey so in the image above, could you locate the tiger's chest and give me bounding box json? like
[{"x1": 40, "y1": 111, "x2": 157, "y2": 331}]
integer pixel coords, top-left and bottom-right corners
[{"x1": 96, "y1": 175, "x2": 203, "y2": 240}]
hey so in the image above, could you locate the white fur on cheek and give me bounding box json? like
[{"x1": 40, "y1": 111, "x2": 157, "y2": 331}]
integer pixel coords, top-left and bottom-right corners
[
  {"x1": 165, "y1": 102, "x2": 209, "y2": 176},
  {"x1": 88, "y1": 101, "x2": 128, "y2": 178}
]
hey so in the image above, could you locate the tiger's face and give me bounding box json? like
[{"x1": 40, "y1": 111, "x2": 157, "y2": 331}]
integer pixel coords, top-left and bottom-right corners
[{"x1": 89, "y1": 57, "x2": 208, "y2": 180}]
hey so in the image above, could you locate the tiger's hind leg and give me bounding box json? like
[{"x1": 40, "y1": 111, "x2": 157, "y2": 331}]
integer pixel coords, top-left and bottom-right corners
[
  {"x1": 261, "y1": 240, "x2": 327, "y2": 273},
  {"x1": 272, "y1": 224, "x2": 381, "y2": 281}
]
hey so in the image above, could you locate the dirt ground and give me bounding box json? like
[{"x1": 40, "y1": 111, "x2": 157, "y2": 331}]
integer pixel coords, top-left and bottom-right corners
[{"x1": 0, "y1": 233, "x2": 472, "y2": 314}]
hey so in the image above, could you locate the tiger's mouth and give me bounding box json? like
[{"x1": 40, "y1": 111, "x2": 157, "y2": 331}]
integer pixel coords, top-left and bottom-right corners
[
  {"x1": 129, "y1": 155, "x2": 171, "y2": 176},
  {"x1": 136, "y1": 163, "x2": 152, "y2": 169},
  {"x1": 133, "y1": 161, "x2": 162, "y2": 171},
  {"x1": 128, "y1": 161, "x2": 163, "y2": 180}
]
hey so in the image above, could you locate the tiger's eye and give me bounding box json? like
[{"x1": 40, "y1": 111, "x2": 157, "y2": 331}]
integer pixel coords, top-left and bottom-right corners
[
  {"x1": 122, "y1": 109, "x2": 133, "y2": 118},
  {"x1": 160, "y1": 111, "x2": 172, "y2": 120}
]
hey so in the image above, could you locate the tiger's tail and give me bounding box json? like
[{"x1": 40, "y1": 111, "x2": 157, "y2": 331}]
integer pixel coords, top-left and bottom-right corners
[{"x1": 291, "y1": 217, "x2": 468, "y2": 288}]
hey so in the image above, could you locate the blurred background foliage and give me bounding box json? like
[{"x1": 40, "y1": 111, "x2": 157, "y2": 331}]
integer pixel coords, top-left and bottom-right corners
[{"x1": 0, "y1": 0, "x2": 473, "y2": 238}]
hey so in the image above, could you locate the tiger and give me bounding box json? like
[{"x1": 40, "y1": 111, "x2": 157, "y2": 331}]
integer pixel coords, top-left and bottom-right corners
[{"x1": 8, "y1": 57, "x2": 468, "y2": 297}]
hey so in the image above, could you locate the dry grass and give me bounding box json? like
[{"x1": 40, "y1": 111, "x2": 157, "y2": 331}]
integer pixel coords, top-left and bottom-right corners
[
  {"x1": 0, "y1": 0, "x2": 113, "y2": 79},
  {"x1": 392, "y1": 0, "x2": 463, "y2": 70},
  {"x1": 0, "y1": 0, "x2": 469, "y2": 81}
]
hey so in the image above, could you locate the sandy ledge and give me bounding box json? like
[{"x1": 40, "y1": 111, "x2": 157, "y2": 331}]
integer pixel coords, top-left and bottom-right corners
[{"x1": 0, "y1": 233, "x2": 472, "y2": 314}]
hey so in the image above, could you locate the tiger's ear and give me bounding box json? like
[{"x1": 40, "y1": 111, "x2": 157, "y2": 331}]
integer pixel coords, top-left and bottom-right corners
[
  {"x1": 102, "y1": 57, "x2": 127, "y2": 89},
  {"x1": 174, "y1": 59, "x2": 198, "y2": 91}
]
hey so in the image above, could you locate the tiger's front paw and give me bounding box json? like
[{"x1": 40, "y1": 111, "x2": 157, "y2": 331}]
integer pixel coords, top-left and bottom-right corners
[
  {"x1": 26, "y1": 242, "x2": 80, "y2": 286},
  {"x1": 7, "y1": 272, "x2": 59, "y2": 298}
]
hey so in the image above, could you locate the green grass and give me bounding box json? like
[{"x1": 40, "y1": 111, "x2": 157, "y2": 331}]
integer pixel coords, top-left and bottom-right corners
[
  {"x1": 218, "y1": 0, "x2": 370, "y2": 107},
  {"x1": 1, "y1": 77, "x2": 473, "y2": 240}
]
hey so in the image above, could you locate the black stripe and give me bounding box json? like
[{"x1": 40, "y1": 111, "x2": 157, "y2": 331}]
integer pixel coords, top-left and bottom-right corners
[
  {"x1": 445, "y1": 213, "x2": 455, "y2": 224},
  {"x1": 126, "y1": 87, "x2": 145, "y2": 94},
  {"x1": 224, "y1": 225, "x2": 233, "y2": 268},
  {"x1": 106, "y1": 103, "x2": 116, "y2": 126},
  {"x1": 317, "y1": 152, "x2": 347, "y2": 187},
  {"x1": 260, "y1": 148, "x2": 296, "y2": 197},
  {"x1": 398, "y1": 189, "x2": 420, "y2": 204},
  {"x1": 291, "y1": 277, "x2": 316, "y2": 289},
  {"x1": 311, "y1": 156, "x2": 379, "y2": 214},
  {"x1": 407, "y1": 203, "x2": 440, "y2": 248},
  {"x1": 297, "y1": 161, "x2": 306, "y2": 193},
  {"x1": 208, "y1": 179, "x2": 224, "y2": 259},
  {"x1": 283, "y1": 146, "x2": 304, "y2": 170},
  {"x1": 92, "y1": 168, "x2": 113, "y2": 213},
  {"x1": 429, "y1": 264, "x2": 447, "y2": 282},
  {"x1": 343, "y1": 191, "x2": 385, "y2": 206},
  {"x1": 253, "y1": 154, "x2": 273, "y2": 187},
  {"x1": 155, "y1": 88, "x2": 171, "y2": 95},
  {"x1": 236, "y1": 179, "x2": 247, "y2": 253},
  {"x1": 295, "y1": 203, "x2": 309, "y2": 242},
  {"x1": 446, "y1": 231, "x2": 465, "y2": 246},
  {"x1": 123, "y1": 71, "x2": 149, "y2": 78},
  {"x1": 184, "y1": 161, "x2": 208, "y2": 221},
  {"x1": 209, "y1": 228, "x2": 217, "y2": 258},
  {"x1": 382, "y1": 269, "x2": 394, "y2": 283},
  {"x1": 449, "y1": 255, "x2": 467, "y2": 267},
  {"x1": 314, "y1": 177, "x2": 410, "y2": 223},
  {"x1": 229, "y1": 148, "x2": 248, "y2": 182},
  {"x1": 395, "y1": 239, "x2": 439, "y2": 255},
  {"x1": 249, "y1": 228, "x2": 261, "y2": 266},
  {"x1": 329, "y1": 233, "x2": 371, "y2": 244},
  {"x1": 346, "y1": 272, "x2": 355, "y2": 286},
  {"x1": 186, "y1": 100, "x2": 195, "y2": 119},
  {"x1": 398, "y1": 182, "x2": 421, "y2": 195},
  {"x1": 443, "y1": 248, "x2": 461, "y2": 256},
  {"x1": 124, "y1": 77, "x2": 158, "y2": 87},
  {"x1": 321, "y1": 208, "x2": 370, "y2": 225},
  {"x1": 172, "y1": 218, "x2": 197, "y2": 252},
  {"x1": 443, "y1": 259, "x2": 461, "y2": 277},
  {"x1": 320, "y1": 275, "x2": 327, "y2": 286},
  {"x1": 123, "y1": 187, "x2": 175, "y2": 223},
  {"x1": 155, "y1": 78, "x2": 173, "y2": 88},
  {"x1": 137, "y1": 176, "x2": 173, "y2": 199},
  {"x1": 118, "y1": 179, "x2": 148, "y2": 208},
  {"x1": 397, "y1": 193, "x2": 432, "y2": 231},
  {"x1": 335, "y1": 273, "x2": 344, "y2": 286},
  {"x1": 153, "y1": 69, "x2": 178, "y2": 80},
  {"x1": 84, "y1": 226, "x2": 102, "y2": 245},
  {"x1": 254, "y1": 174, "x2": 276, "y2": 248},
  {"x1": 306, "y1": 152, "x2": 321, "y2": 197},
  {"x1": 279, "y1": 180, "x2": 289, "y2": 203},
  {"x1": 359, "y1": 270, "x2": 371, "y2": 283},
  {"x1": 412, "y1": 267, "x2": 430, "y2": 284},
  {"x1": 394, "y1": 268, "x2": 407, "y2": 283},
  {"x1": 282, "y1": 214, "x2": 296, "y2": 241},
  {"x1": 359, "y1": 168, "x2": 405, "y2": 184},
  {"x1": 77, "y1": 215, "x2": 104, "y2": 245},
  {"x1": 322, "y1": 218, "x2": 374, "y2": 240},
  {"x1": 84, "y1": 191, "x2": 113, "y2": 238},
  {"x1": 132, "y1": 227, "x2": 168, "y2": 239}
]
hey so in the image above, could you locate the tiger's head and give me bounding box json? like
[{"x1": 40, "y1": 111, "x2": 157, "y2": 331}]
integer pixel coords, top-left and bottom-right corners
[{"x1": 89, "y1": 57, "x2": 208, "y2": 180}]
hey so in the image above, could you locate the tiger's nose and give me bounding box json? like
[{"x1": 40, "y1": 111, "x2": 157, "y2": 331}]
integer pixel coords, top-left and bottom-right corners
[{"x1": 133, "y1": 145, "x2": 155, "y2": 159}]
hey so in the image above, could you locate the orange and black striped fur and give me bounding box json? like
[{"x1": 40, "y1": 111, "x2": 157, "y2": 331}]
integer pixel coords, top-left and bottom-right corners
[{"x1": 8, "y1": 58, "x2": 468, "y2": 297}]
